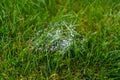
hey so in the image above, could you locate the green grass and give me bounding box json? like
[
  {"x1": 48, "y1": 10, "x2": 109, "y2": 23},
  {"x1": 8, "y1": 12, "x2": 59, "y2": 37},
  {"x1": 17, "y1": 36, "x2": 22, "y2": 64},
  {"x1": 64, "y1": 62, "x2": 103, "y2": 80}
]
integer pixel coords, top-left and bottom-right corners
[{"x1": 0, "y1": 0, "x2": 120, "y2": 80}]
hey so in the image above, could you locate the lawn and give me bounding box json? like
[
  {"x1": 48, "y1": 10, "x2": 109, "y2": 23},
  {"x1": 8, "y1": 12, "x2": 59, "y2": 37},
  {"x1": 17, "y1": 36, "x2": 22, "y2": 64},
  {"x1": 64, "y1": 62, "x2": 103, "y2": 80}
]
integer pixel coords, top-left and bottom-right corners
[{"x1": 0, "y1": 0, "x2": 120, "y2": 80}]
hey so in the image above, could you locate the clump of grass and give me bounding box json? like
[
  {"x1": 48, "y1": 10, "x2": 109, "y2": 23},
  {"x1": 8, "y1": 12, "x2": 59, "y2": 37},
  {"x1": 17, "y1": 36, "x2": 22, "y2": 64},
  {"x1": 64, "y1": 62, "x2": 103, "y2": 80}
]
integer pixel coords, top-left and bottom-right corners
[{"x1": 0, "y1": 0, "x2": 120, "y2": 80}]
